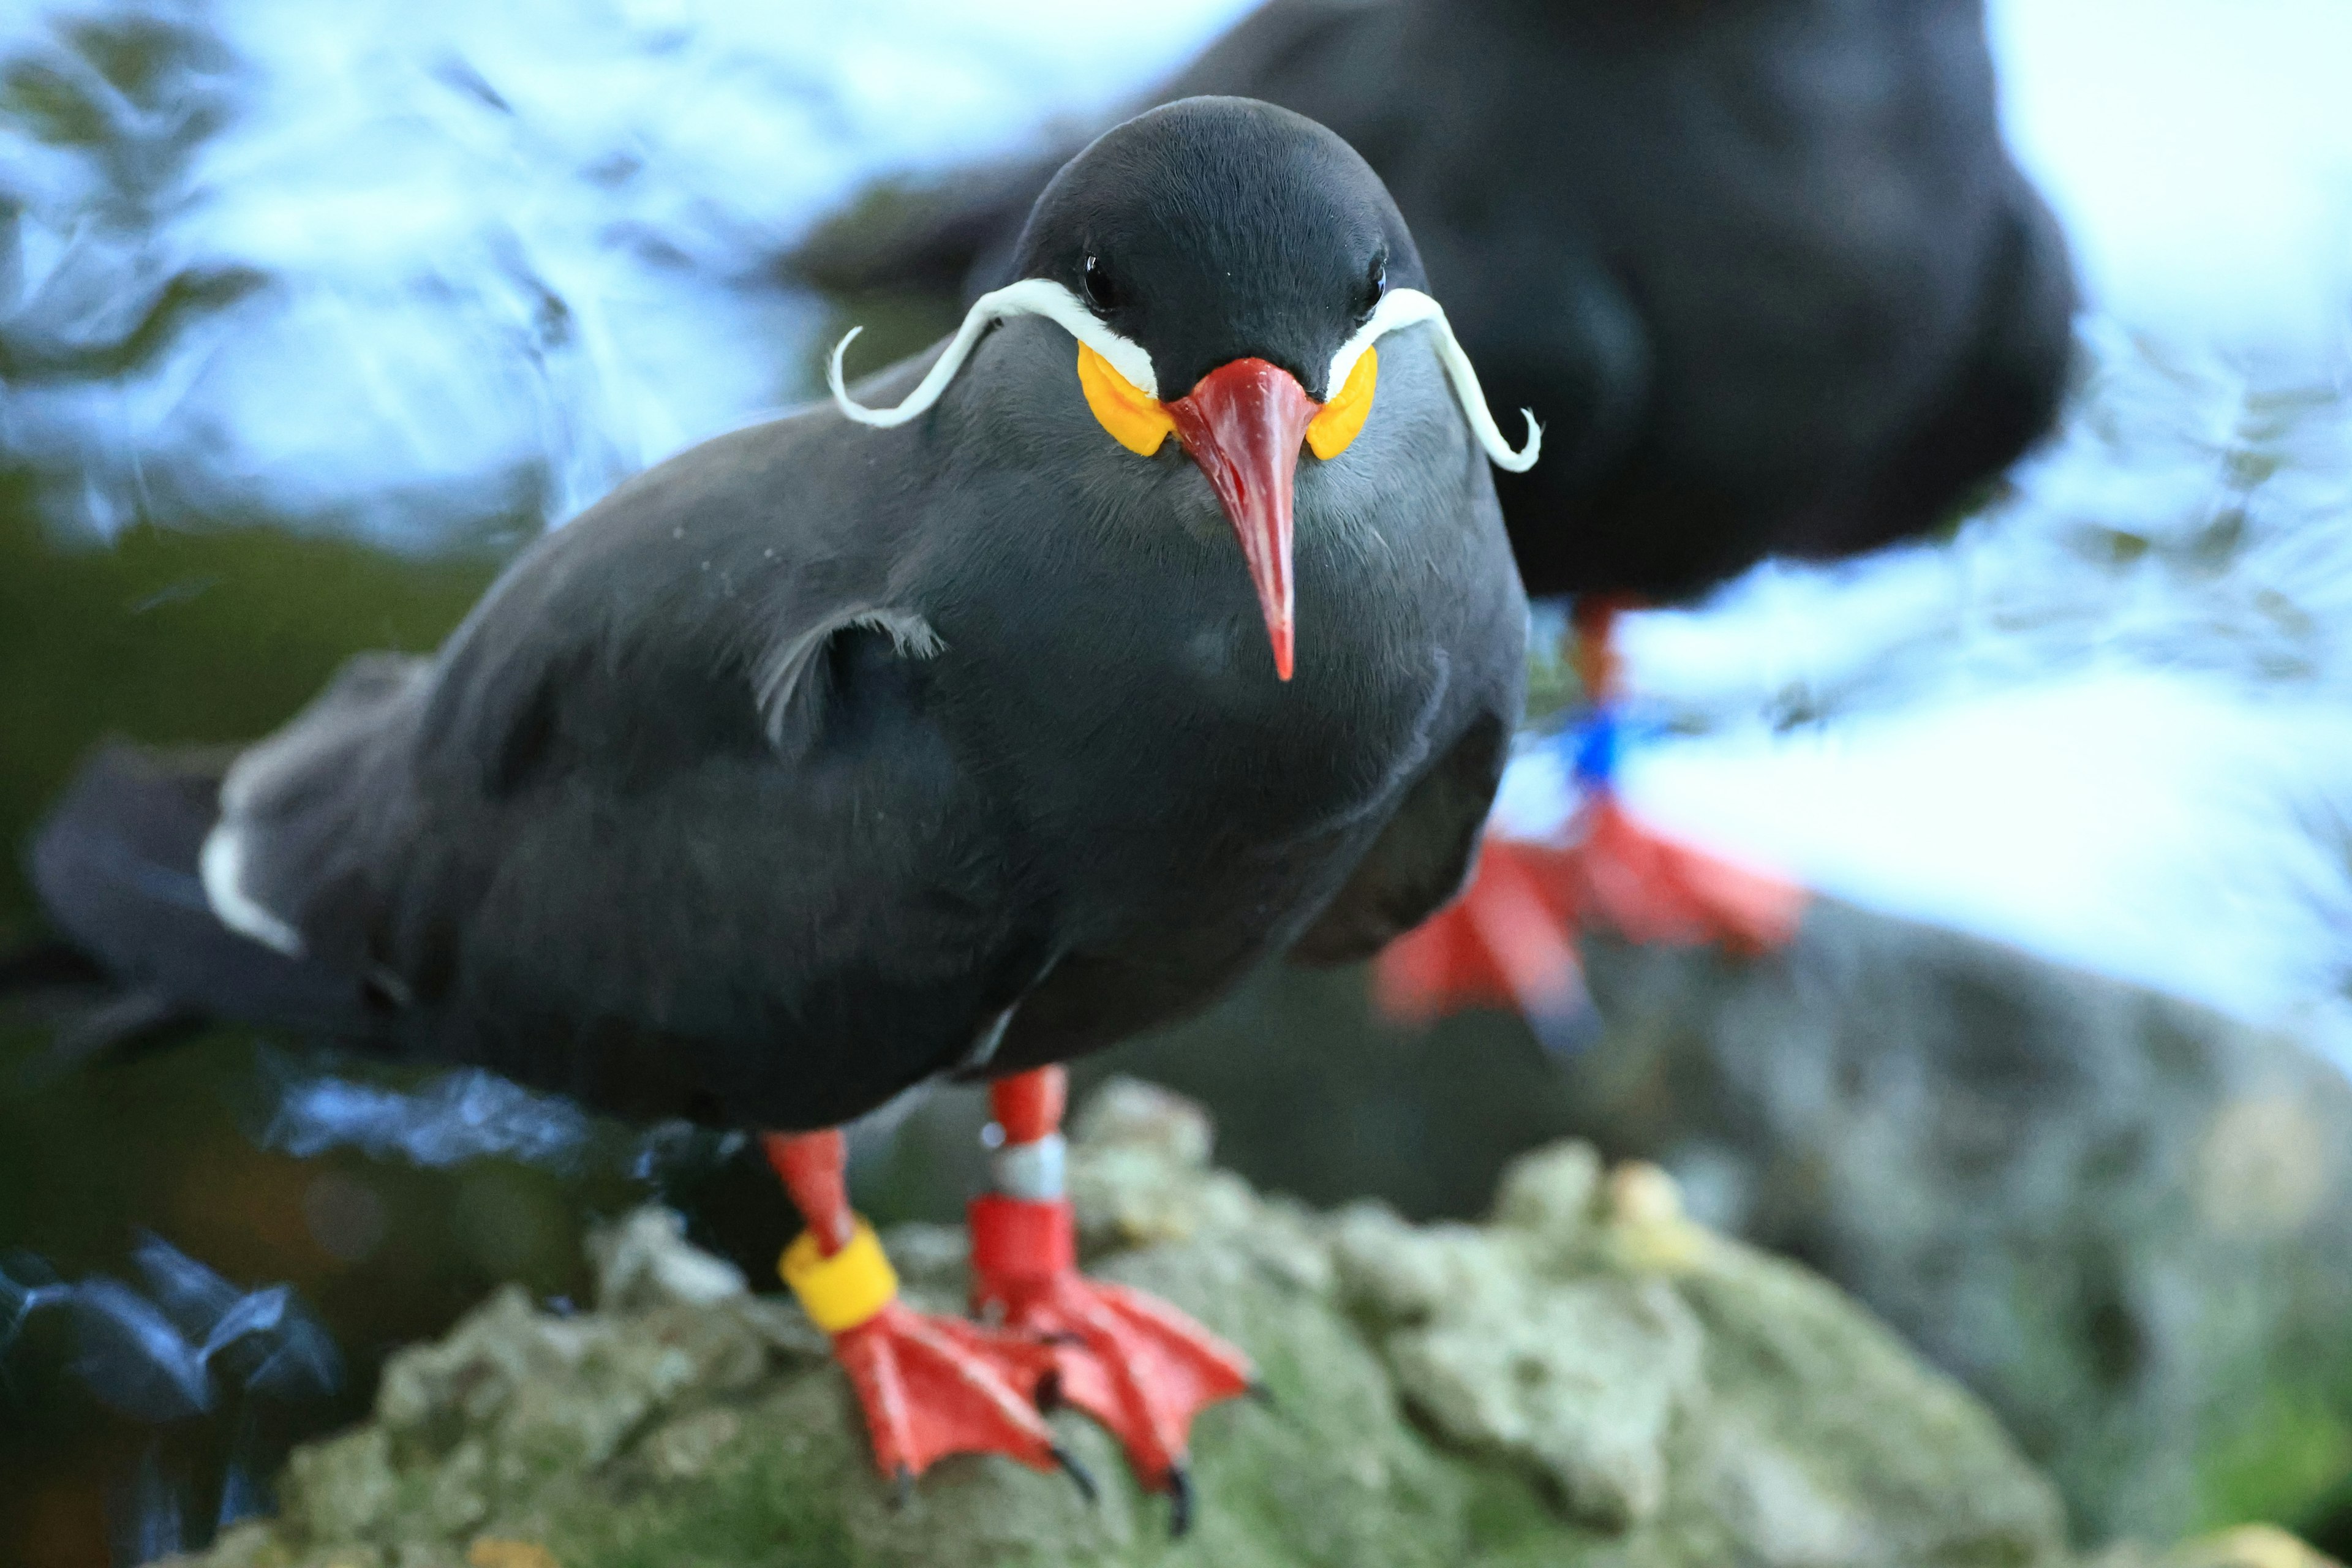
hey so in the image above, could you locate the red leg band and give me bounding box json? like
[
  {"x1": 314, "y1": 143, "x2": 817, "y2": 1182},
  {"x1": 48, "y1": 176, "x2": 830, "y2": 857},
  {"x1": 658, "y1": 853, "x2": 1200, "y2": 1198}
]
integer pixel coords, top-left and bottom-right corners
[
  {"x1": 990, "y1": 1066, "x2": 1068, "y2": 1145},
  {"x1": 968, "y1": 1193, "x2": 1077, "y2": 1285}
]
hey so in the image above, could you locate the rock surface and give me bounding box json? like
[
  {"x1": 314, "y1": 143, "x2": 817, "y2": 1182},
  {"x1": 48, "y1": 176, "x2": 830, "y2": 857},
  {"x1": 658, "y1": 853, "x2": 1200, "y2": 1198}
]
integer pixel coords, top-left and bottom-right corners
[
  {"x1": 1571, "y1": 900, "x2": 2352, "y2": 1547},
  {"x1": 851, "y1": 899, "x2": 2352, "y2": 1545},
  {"x1": 178, "y1": 1079, "x2": 2065, "y2": 1568}
]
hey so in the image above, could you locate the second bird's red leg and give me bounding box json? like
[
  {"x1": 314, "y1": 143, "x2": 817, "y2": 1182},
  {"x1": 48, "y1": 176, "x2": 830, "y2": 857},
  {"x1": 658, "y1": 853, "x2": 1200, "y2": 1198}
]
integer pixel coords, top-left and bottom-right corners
[
  {"x1": 763, "y1": 1127, "x2": 1079, "y2": 1494},
  {"x1": 967, "y1": 1065, "x2": 1253, "y2": 1535},
  {"x1": 1562, "y1": 599, "x2": 1806, "y2": 952}
]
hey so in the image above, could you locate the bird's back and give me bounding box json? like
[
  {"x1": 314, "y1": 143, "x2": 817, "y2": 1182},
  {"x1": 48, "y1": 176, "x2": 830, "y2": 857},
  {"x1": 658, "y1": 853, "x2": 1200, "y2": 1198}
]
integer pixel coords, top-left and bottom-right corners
[{"x1": 1435, "y1": 0, "x2": 2073, "y2": 593}]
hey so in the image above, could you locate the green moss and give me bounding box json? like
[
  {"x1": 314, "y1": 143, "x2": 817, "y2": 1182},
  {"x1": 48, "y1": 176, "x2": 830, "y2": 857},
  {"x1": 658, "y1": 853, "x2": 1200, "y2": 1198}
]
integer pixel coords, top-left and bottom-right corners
[
  {"x1": 2197, "y1": 1388, "x2": 2352, "y2": 1533},
  {"x1": 1451, "y1": 1460, "x2": 1581, "y2": 1564},
  {"x1": 549, "y1": 1392, "x2": 861, "y2": 1568}
]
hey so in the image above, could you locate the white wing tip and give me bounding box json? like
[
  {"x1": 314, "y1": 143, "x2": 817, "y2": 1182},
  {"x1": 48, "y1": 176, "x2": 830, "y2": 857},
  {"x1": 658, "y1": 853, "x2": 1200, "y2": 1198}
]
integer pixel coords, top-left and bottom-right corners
[{"x1": 198, "y1": 824, "x2": 307, "y2": 959}]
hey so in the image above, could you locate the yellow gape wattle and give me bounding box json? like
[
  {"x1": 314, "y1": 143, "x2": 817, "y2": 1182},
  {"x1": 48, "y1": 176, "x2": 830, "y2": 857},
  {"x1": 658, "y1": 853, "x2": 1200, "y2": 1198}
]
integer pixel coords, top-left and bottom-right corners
[
  {"x1": 1078, "y1": 342, "x2": 1178, "y2": 456},
  {"x1": 1079, "y1": 339, "x2": 1378, "y2": 460},
  {"x1": 1306, "y1": 346, "x2": 1377, "y2": 459}
]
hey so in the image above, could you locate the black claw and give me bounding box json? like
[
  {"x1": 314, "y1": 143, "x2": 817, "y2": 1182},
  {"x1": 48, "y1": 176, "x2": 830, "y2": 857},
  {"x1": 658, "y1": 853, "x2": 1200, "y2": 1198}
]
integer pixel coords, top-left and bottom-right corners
[
  {"x1": 1165, "y1": 1464, "x2": 1194, "y2": 1539},
  {"x1": 1052, "y1": 1444, "x2": 1100, "y2": 1506},
  {"x1": 890, "y1": 1466, "x2": 915, "y2": 1510},
  {"x1": 1035, "y1": 1366, "x2": 1065, "y2": 1412},
  {"x1": 1246, "y1": 1381, "x2": 1278, "y2": 1411}
]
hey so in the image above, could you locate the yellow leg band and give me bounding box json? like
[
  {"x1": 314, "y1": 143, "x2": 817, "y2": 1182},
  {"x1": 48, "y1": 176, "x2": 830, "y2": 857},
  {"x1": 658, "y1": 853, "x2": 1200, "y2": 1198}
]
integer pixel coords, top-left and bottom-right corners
[{"x1": 779, "y1": 1218, "x2": 898, "y2": 1334}]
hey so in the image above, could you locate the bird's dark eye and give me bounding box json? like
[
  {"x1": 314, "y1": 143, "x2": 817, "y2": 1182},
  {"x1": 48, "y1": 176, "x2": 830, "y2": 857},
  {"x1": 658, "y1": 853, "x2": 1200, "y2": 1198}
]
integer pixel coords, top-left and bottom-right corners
[
  {"x1": 1082, "y1": 254, "x2": 1120, "y2": 312},
  {"x1": 1357, "y1": 252, "x2": 1390, "y2": 323}
]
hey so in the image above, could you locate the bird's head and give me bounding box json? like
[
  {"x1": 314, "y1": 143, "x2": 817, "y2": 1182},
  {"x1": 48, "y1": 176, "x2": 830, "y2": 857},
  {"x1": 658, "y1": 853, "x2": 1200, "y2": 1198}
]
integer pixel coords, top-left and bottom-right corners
[{"x1": 829, "y1": 96, "x2": 1538, "y2": 682}]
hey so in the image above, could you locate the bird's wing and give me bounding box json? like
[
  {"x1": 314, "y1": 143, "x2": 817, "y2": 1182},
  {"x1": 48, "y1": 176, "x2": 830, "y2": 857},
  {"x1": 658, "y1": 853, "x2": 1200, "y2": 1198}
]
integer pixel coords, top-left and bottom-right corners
[
  {"x1": 201, "y1": 651, "x2": 435, "y2": 972},
  {"x1": 1834, "y1": 170, "x2": 2079, "y2": 554},
  {"x1": 410, "y1": 415, "x2": 933, "y2": 792},
  {"x1": 1284, "y1": 706, "x2": 1512, "y2": 967},
  {"x1": 193, "y1": 411, "x2": 1047, "y2": 1125}
]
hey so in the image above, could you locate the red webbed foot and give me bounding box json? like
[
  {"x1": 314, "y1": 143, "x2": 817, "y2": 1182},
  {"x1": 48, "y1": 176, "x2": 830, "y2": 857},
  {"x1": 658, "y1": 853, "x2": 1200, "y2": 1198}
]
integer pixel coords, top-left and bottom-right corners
[
  {"x1": 969, "y1": 1192, "x2": 1253, "y2": 1534},
  {"x1": 767, "y1": 1132, "x2": 1090, "y2": 1496},
  {"x1": 1567, "y1": 796, "x2": 1807, "y2": 952},
  {"x1": 828, "y1": 1296, "x2": 1091, "y2": 1496},
  {"x1": 1373, "y1": 799, "x2": 1806, "y2": 1033}
]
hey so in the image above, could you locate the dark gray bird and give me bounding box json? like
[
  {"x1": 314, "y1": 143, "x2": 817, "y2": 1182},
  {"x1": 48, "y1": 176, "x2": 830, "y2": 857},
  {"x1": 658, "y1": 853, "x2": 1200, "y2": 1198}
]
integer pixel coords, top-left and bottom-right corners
[
  {"x1": 26, "y1": 96, "x2": 1530, "y2": 1521},
  {"x1": 802, "y1": 0, "x2": 2075, "y2": 1003}
]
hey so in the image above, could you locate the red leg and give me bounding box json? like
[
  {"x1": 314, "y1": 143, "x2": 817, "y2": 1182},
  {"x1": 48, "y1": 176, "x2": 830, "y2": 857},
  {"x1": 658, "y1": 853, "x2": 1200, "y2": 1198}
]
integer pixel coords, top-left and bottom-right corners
[
  {"x1": 1570, "y1": 594, "x2": 1630, "y2": 702},
  {"x1": 1559, "y1": 597, "x2": 1805, "y2": 951},
  {"x1": 967, "y1": 1067, "x2": 1253, "y2": 1534},
  {"x1": 1374, "y1": 600, "x2": 1806, "y2": 1035},
  {"x1": 761, "y1": 1129, "x2": 1075, "y2": 1493}
]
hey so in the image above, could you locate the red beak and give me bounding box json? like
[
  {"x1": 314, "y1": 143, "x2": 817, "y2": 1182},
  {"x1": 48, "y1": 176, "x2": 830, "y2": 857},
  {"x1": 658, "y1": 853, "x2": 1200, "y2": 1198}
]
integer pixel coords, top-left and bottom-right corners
[{"x1": 1166, "y1": 358, "x2": 1320, "y2": 682}]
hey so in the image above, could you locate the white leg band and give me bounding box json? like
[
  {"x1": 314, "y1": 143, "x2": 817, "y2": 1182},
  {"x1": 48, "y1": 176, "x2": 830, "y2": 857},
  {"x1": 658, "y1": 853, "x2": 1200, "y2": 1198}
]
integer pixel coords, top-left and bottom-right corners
[{"x1": 992, "y1": 1133, "x2": 1066, "y2": 1200}]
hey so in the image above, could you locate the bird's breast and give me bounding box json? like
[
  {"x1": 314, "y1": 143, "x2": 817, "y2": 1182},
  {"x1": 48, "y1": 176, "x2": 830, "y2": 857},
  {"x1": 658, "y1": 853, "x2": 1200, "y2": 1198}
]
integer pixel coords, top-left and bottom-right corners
[{"x1": 941, "y1": 521, "x2": 1457, "y2": 920}]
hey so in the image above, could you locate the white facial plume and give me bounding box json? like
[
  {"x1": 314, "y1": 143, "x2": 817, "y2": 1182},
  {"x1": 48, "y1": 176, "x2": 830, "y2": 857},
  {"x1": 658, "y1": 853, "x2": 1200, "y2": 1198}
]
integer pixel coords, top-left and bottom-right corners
[{"x1": 827, "y1": 278, "x2": 1542, "y2": 473}]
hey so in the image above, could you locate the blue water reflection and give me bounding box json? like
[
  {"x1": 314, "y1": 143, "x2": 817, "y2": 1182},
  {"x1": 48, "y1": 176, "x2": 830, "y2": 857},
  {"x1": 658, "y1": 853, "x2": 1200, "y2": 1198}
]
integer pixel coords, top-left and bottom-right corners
[{"x1": 1, "y1": 0, "x2": 1253, "y2": 545}]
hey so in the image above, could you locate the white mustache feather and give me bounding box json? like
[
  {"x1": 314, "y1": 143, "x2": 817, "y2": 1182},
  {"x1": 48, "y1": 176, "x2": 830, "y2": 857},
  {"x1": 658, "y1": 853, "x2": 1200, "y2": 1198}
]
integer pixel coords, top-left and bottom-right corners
[{"x1": 828, "y1": 278, "x2": 1541, "y2": 473}]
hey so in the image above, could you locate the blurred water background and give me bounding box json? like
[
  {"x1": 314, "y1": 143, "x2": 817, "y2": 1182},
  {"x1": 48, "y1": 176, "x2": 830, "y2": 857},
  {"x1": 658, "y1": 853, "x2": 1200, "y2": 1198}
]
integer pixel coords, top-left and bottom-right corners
[{"x1": 3, "y1": 0, "x2": 2350, "y2": 1562}]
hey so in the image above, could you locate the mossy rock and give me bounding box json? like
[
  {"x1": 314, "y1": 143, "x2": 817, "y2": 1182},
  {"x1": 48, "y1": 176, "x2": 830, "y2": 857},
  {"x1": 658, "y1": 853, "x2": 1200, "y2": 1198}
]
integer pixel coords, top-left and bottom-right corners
[{"x1": 176, "y1": 1080, "x2": 2068, "y2": 1568}]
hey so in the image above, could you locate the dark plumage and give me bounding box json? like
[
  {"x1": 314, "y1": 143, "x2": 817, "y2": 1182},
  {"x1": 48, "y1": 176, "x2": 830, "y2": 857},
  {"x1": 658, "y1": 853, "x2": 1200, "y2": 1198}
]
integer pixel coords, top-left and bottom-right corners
[
  {"x1": 804, "y1": 0, "x2": 2079, "y2": 600},
  {"x1": 30, "y1": 98, "x2": 1528, "y2": 1137}
]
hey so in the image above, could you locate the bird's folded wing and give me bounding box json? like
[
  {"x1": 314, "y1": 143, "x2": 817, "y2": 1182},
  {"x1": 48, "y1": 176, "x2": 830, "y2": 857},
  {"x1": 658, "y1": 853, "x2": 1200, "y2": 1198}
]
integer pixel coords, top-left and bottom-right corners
[{"x1": 1286, "y1": 707, "x2": 1511, "y2": 967}]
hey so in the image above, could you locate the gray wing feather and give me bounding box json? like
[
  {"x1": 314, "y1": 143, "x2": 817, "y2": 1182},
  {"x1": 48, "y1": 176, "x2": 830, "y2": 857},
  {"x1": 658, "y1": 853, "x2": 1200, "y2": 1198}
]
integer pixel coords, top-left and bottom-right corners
[
  {"x1": 1287, "y1": 707, "x2": 1510, "y2": 967},
  {"x1": 194, "y1": 405, "x2": 1029, "y2": 1125},
  {"x1": 202, "y1": 653, "x2": 430, "y2": 967},
  {"x1": 756, "y1": 606, "x2": 944, "y2": 753}
]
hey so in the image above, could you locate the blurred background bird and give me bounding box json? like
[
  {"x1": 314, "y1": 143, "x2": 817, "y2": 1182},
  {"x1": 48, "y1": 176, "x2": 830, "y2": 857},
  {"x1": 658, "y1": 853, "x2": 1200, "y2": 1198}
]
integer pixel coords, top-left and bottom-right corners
[
  {"x1": 796, "y1": 0, "x2": 2078, "y2": 1036},
  {"x1": 4, "y1": 0, "x2": 2352, "y2": 1563}
]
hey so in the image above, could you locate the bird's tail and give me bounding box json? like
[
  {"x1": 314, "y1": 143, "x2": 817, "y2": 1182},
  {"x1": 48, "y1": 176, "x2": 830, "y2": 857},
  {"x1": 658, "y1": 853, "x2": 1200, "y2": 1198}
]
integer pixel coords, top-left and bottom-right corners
[{"x1": 9, "y1": 744, "x2": 374, "y2": 1065}]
